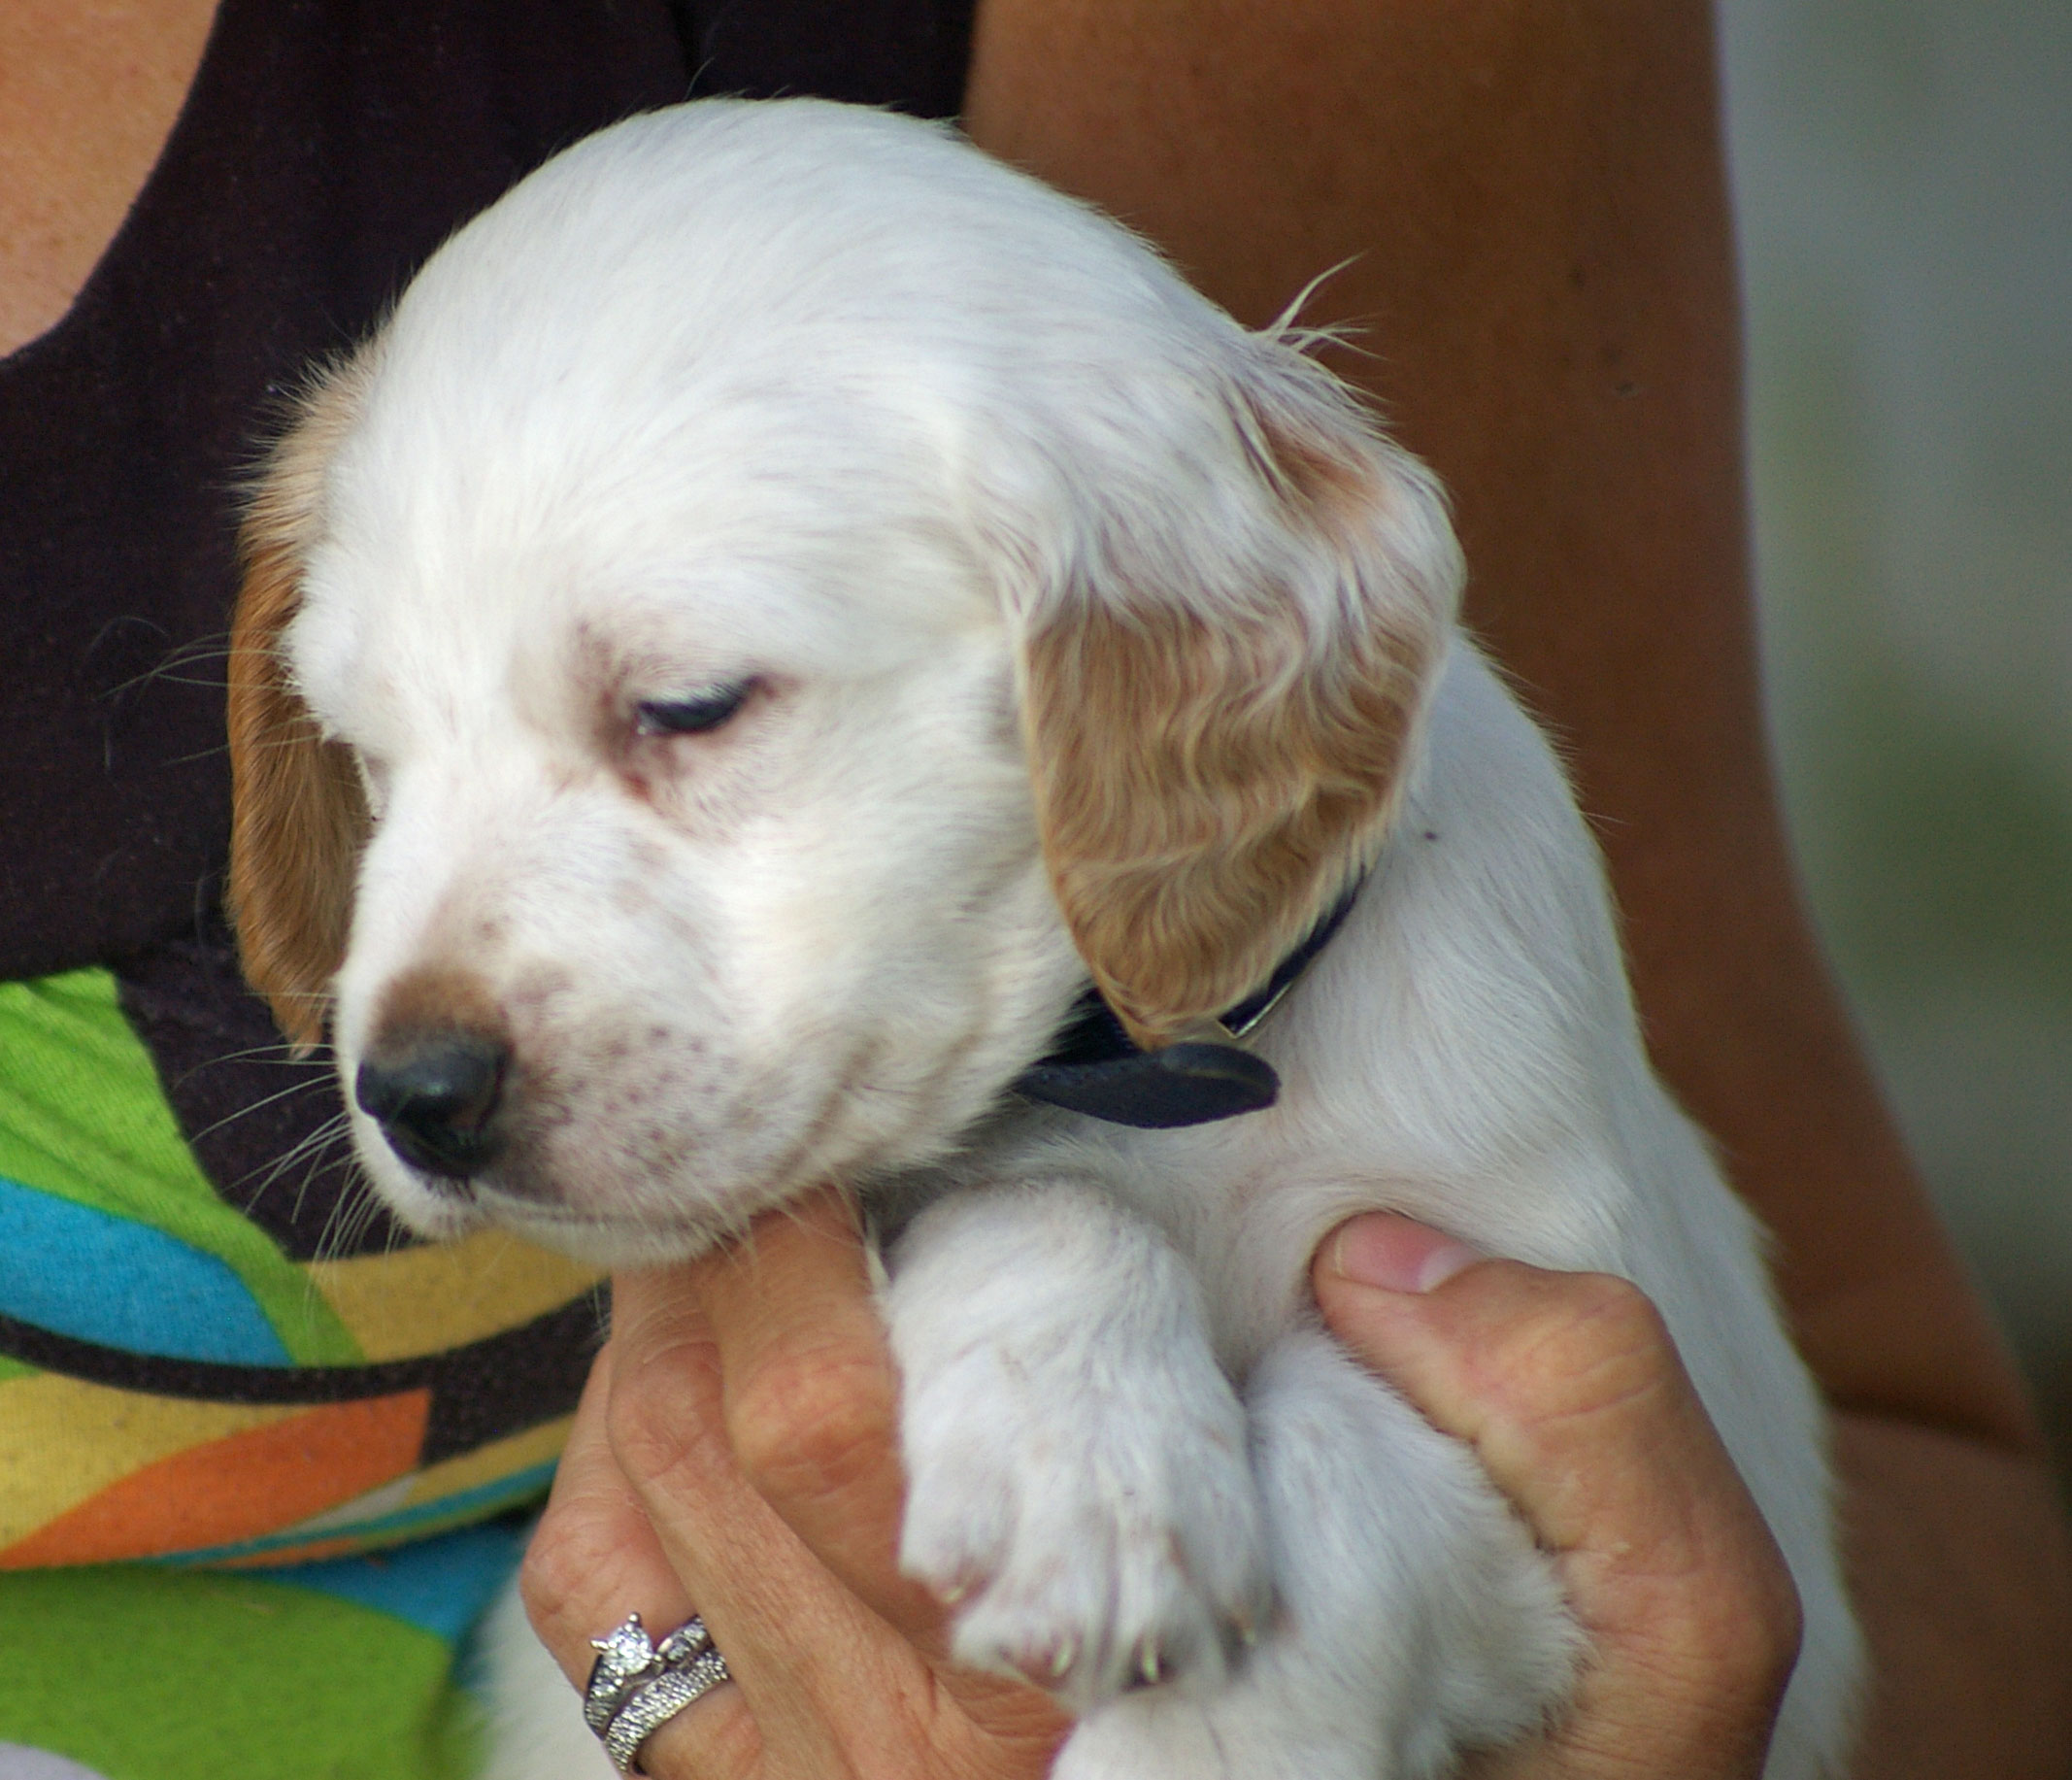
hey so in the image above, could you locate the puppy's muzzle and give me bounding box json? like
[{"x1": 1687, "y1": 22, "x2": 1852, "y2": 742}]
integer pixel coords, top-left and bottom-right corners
[{"x1": 355, "y1": 1026, "x2": 509, "y2": 1186}]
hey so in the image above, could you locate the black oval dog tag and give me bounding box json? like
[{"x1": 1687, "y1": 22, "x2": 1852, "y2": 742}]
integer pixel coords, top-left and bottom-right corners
[{"x1": 1013, "y1": 1041, "x2": 1280, "y2": 1128}]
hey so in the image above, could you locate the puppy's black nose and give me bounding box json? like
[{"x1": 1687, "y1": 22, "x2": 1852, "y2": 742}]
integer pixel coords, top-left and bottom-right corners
[{"x1": 355, "y1": 1031, "x2": 509, "y2": 1184}]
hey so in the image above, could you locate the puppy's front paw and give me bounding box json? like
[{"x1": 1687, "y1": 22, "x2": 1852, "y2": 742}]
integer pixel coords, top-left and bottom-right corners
[{"x1": 896, "y1": 1336, "x2": 1272, "y2": 1713}]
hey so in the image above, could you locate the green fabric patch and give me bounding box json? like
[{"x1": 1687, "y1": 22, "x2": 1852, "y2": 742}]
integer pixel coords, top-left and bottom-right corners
[
  {"x1": 0, "y1": 969, "x2": 361, "y2": 1365},
  {"x1": 0, "y1": 1565, "x2": 481, "y2": 1780}
]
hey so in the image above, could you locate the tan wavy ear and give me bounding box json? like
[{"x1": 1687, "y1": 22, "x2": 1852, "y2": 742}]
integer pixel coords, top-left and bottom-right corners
[
  {"x1": 225, "y1": 354, "x2": 375, "y2": 1051},
  {"x1": 1019, "y1": 349, "x2": 1460, "y2": 1050}
]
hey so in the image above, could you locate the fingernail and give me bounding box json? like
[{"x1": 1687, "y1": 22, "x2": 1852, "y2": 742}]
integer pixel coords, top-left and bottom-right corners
[{"x1": 1330, "y1": 1214, "x2": 1482, "y2": 1293}]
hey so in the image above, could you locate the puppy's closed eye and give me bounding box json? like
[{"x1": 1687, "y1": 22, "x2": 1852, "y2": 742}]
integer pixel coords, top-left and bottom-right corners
[{"x1": 633, "y1": 678, "x2": 757, "y2": 737}]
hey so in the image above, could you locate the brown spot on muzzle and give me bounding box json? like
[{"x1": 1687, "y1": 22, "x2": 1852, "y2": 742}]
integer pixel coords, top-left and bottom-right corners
[{"x1": 368, "y1": 964, "x2": 512, "y2": 1058}]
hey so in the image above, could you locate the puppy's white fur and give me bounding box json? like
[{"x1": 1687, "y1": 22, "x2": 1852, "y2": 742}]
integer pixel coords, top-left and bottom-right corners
[{"x1": 233, "y1": 100, "x2": 1860, "y2": 1778}]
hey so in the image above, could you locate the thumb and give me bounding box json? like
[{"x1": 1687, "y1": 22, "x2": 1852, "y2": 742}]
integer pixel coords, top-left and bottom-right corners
[
  {"x1": 1316, "y1": 1214, "x2": 1713, "y2": 1562},
  {"x1": 1313, "y1": 1214, "x2": 1803, "y2": 1777}
]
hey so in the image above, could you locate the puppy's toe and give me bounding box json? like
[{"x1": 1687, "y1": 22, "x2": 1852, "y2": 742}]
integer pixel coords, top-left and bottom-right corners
[{"x1": 897, "y1": 1355, "x2": 1272, "y2": 1713}]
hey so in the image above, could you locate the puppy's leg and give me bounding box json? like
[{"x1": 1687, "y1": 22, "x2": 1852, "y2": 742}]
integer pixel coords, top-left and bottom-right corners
[
  {"x1": 884, "y1": 1184, "x2": 1274, "y2": 1713},
  {"x1": 1057, "y1": 1327, "x2": 1577, "y2": 1780},
  {"x1": 477, "y1": 1570, "x2": 619, "y2": 1780}
]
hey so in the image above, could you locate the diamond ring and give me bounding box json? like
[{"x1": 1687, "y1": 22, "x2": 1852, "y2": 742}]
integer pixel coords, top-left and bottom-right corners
[{"x1": 584, "y1": 1612, "x2": 732, "y2": 1773}]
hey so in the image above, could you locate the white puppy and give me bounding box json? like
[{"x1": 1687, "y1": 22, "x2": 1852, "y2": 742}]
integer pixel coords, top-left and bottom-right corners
[{"x1": 227, "y1": 99, "x2": 1859, "y2": 1779}]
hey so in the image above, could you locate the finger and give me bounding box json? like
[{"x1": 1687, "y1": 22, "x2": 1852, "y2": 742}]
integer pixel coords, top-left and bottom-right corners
[
  {"x1": 603, "y1": 1255, "x2": 889, "y2": 1777},
  {"x1": 609, "y1": 1255, "x2": 1064, "y2": 1776},
  {"x1": 1314, "y1": 1214, "x2": 1803, "y2": 1777},
  {"x1": 683, "y1": 1190, "x2": 944, "y2": 1643},
  {"x1": 660, "y1": 1191, "x2": 1066, "y2": 1748},
  {"x1": 524, "y1": 1344, "x2": 695, "y2": 1682},
  {"x1": 522, "y1": 1333, "x2": 762, "y2": 1779}
]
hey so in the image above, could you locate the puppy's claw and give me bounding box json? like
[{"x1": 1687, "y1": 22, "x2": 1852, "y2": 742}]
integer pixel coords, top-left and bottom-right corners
[
  {"x1": 1051, "y1": 1638, "x2": 1077, "y2": 1680},
  {"x1": 1139, "y1": 1643, "x2": 1161, "y2": 1686}
]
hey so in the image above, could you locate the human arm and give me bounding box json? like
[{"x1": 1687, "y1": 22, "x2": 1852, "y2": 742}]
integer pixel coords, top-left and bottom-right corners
[{"x1": 959, "y1": 3, "x2": 2072, "y2": 1769}]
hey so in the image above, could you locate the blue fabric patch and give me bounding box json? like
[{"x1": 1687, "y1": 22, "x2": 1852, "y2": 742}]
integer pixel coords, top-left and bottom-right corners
[
  {"x1": 253, "y1": 1519, "x2": 532, "y2": 1645},
  {"x1": 0, "y1": 1176, "x2": 291, "y2": 1366}
]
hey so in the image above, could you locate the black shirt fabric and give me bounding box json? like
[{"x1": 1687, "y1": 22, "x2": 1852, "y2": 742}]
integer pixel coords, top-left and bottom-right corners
[{"x1": 0, "y1": 0, "x2": 974, "y2": 982}]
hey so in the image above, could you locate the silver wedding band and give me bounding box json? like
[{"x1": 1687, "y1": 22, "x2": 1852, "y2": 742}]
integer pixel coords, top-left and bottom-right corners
[{"x1": 585, "y1": 1612, "x2": 732, "y2": 1773}]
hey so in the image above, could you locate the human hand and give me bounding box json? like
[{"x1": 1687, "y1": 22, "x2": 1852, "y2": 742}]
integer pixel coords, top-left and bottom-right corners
[
  {"x1": 520, "y1": 1189, "x2": 1806, "y2": 1779},
  {"x1": 1313, "y1": 1213, "x2": 1808, "y2": 1779},
  {"x1": 518, "y1": 1186, "x2": 1070, "y2": 1779}
]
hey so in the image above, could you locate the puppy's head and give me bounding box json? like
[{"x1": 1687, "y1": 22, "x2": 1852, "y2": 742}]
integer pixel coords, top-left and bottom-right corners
[{"x1": 227, "y1": 100, "x2": 1458, "y2": 1261}]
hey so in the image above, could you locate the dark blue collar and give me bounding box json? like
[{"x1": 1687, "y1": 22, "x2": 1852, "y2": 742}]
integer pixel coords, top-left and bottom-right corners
[{"x1": 1011, "y1": 881, "x2": 1362, "y2": 1129}]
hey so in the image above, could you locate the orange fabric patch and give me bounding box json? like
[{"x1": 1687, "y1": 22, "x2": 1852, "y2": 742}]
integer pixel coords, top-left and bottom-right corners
[{"x1": 0, "y1": 1390, "x2": 430, "y2": 1567}]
